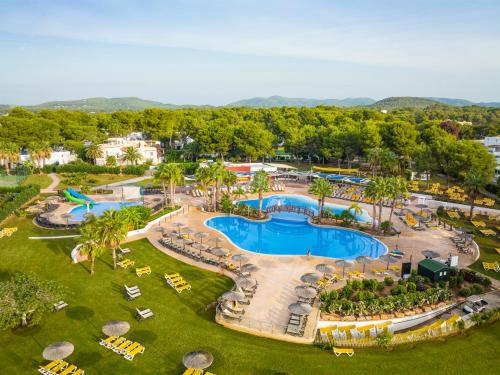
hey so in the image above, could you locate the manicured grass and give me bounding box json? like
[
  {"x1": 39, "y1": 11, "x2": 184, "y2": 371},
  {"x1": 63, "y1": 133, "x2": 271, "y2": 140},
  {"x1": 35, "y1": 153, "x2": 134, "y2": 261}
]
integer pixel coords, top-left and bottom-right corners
[
  {"x1": 22, "y1": 174, "x2": 54, "y2": 189},
  {"x1": 56, "y1": 174, "x2": 137, "y2": 190},
  {"x1": 0, "y1": 217, "x2": 499, "y2": 374}
]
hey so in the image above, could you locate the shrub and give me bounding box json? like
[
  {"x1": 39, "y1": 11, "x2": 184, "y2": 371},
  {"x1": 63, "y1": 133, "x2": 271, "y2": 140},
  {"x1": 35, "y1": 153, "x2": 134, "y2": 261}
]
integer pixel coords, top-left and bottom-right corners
[
  {"x1": 351, "y1": 280, "x2": 363, "y2": 291},
  {"x1": 384, "y1": 277, "x2": 394, "y2": 286},
  {"x1": 438, "y1": 280, "x2": 447, "y2": 289},
  {"x1": 362, "y1": 279, "x2": 378, "y2": 291},
  {"x1": 407, "y1": 282, "x2": 417, "y2": 292},
  {"x1": 376, "y1": 282, "x2": 385, "y2": 292},
  {"x1": 0, "y1": 185, "x2": 40, "y2": 222},
  {"x1": 471, "y1": 284, "x2": 484, "y2": 295},
  {"x1": 436, "y1": 206, "x2": 445, "y2": 216},
  {"x1": 357, "y1": 291, "x2": 376, "y2": 302},
  {"x1": 459, "y1": 288, "x2": 471, "y2": 297},
  {"x1": 390, "y1": 285, "x2": 407, "y2": 295},
  {"x1": 342, "y1": 284, "x2": 354, "y2": 299},
  {"x1": 448, "y1": 276, "x2": 458, "y2": 289},
  {"x1": 80, "y1": 185, "x2": 91, "y2": 194}
]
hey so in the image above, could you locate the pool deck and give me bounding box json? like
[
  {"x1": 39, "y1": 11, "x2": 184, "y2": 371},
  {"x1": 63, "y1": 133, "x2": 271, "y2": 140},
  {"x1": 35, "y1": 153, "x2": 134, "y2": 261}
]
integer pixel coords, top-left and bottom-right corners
[{"x1": 141, "y1": 185, "x2": 475, "y2": 341}]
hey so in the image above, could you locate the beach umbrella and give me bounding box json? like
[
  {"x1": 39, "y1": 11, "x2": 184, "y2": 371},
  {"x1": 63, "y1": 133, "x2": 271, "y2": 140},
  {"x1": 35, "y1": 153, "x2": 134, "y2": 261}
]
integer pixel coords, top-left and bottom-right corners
[
  {"x1": 300, "y1": 272, "x2": 321, "y2": 284},
  {"x1": 356, "y1": 256, "x2": 374, "y2": 273},
  {"x1": 172, "y1": 222, "x2": 186, "y2": 233},
  {"x1": 183, "y1": 350, "x2": 214, "y2": 370},
  {"x1": 102, "y1": 320, "x2": 130, "y2": 336},
  {"x1": 211, "y1": 236, "x2": 223, "y2": 247},
  {"x1": 295, "y1": 285, "x2": 317, "y2": 299},
  {"x1": 42, "y1": 342, "x2": 74, "y2": 361},
  {"x1": 179, "y1": 238, "x2": 194, "y2": 249},
  {"x1": 335, "y1": 260, "x2": 354, "y2": 278},
  {"x1": 155, "y1": 226, "x2": 166, "y2": 234},
  {"x1": 421, "y1": 250, "x2": 440, "y2": 259},
  {"x1": 220, "y1": 291, "x2": 246, "y2": 302},
  {"x1": 315, "y1": 263, "x2": 335, "y2": 276},
  {"x1": 194, "y1": 232, "x2": 209, "y2": 244},
  {"x1": 234, "y1": 277, "x2": 257, "y2": 289},
  {"x1": 232, "y1": 254, "x2": 250, "y2": 268},
  {"x1": 180, "y1": 227, "x2": 194, "y2": 236},
  {"x1": 211, "y1": 247, "x2": 230, "y2": 258},
  {"x1": 415, "y1": 203, "x2": 428, "y2": 209},
  {"x1": 61, "y1": 213, "x2": 73, "y2": 225},
  {"x1": 379, "y1": 254, "x2": 398, "y2": 270},
  {"x1": 288, "y1": 302, "x2": 312, "y2": 316},
  {"x1": 241, "y1": 263, "x2": 259, "y2": 274}
]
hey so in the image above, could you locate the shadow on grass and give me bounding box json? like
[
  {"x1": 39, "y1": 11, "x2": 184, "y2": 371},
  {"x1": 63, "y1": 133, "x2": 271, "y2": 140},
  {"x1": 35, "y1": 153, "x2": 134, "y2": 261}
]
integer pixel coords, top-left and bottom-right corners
[
  {"x1": 66, "y1": 306, "x2": 95, "y2": 321},
  {"x1": 131, "y1": 330, "x2": 158, "y2": 344},
  {"x1": 0, "y1": 268, "x2": 15, "y2": 282},
  {"x1": 74, "y1": 350, "x2": 103, "y2": 368},
  {"x1": 11, "y1": 324, "x2": 42, "y2": 337}
]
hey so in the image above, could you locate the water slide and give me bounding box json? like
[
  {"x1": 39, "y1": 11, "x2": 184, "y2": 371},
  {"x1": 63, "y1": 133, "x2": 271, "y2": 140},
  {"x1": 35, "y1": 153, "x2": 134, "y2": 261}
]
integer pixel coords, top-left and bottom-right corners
[
  {"x1": 67, "y1": 188, "x2": 95, "y2": 204},
  {"x1": 64, "y1": 188, "x2": 94, "y2": 208}
]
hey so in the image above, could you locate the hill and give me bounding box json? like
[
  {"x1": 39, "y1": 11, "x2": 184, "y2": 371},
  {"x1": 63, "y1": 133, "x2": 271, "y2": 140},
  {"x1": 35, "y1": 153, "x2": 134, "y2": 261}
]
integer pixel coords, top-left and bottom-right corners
[
  {"x1": 370, "y1": 97, "x2": 445, "y2": 109},
  {"x1": 30, "y1": 97, "x2": 181, "y2": 111},
  {"x1": 226, "y1": 95, "x2": 376, "y2": 108}
]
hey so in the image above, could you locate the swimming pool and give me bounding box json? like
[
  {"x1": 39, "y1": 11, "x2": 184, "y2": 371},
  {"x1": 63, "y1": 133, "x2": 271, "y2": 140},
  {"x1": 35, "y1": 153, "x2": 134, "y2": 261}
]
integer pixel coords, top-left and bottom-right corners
[
  {"x1": 240, "y1": 194, "x2": 372, "y2": 223},
  {"x1": 69, "y1": 201, "x2": 142, "y2": 221},
  {"x1": 205, "y1": 215, "x2": 387, "y2": 259}
]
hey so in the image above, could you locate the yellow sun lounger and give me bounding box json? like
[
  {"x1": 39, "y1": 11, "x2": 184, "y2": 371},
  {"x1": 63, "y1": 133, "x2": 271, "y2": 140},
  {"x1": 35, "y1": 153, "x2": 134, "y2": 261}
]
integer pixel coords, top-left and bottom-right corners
[
  {"x1": 333, "y1": 347, "x2": 354, "y2": 356},
  {"x1": 124, "y1": 344, "x2": 145, "y2": 360},
  {"x1": 483, "y1": 261, "x2": 500, "y2": 272},
  {"x1": 39, "y1": 359, "x2": 62, "y2": 373},
  {"x1": 59, "y1": 364, "x2": 78, "y2": 375},
  {"x1": 165, "y1": 273, "x2": 180, "y2": 279},
  {"x1": 73, "y1": 369, "x2": 85, "y2": 375},
  {"x1": 100, "y1": 335, "x2": 118, "y2": 347},
  {"x1": 136, "y1": 266, "x2": 152, "y2": 276},
  {"x1": 117, "y1": 259, "x2": 135, "y2": 269},
  {"x1": 176, "y1": 284, "x2": 192, "y2": 293},
  {"x1": 183, "y1": 369, "x2": 195, "y2": 375}
]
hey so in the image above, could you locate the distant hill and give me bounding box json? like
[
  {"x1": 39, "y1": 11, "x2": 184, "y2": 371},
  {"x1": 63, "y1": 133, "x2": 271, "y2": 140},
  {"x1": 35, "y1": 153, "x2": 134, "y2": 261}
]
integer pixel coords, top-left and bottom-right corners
[
  {"x1": 30, "y1": 97, "x2": 182, "y2": 111},
  {"x1": 227, "y1": 95, "x2": 376, "y2": 108},
  {"x1": 428, "y1": 97, "x2": 500, "y2": 108},
  {"x1": 370, "y1": 97, "x2": 445, "y2": 109}
]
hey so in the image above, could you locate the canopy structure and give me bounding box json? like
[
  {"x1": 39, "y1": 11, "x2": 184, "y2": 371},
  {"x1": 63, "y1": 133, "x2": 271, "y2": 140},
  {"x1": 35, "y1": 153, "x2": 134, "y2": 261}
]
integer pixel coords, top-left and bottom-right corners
[
  {"x1": 42, "y1": 342, "x2": 74, "y2": 361},
  {"x1": 300, "y1": 272, "x2": 321, "y2": 284},
  {"x1": 355, "y1": 256, "x2": 374, "y2": 272},
  {"x1": 182, "y1": 351, "x2": 214, "y2": 370},
  {"x1": 102, "y1": 320, "x2": 130, "y2": 336},
  {"x1": 288, "y1": 302, "x2": 312, "y2": 315},
  {"x1": 335, "y1": 259, "x2": 354, "y2": 278},
  {"x1": 295, "y1": 285, "x2": 317, "y2": 299}
]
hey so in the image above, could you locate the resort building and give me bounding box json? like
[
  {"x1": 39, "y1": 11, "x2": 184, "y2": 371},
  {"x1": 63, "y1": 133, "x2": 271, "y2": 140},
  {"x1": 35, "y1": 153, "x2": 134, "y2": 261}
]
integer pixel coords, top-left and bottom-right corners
[
  {"x1": 19, "y1": 148, "x2": 76, "y2": 165},
  {"x1": 95, "y1": 132, "x2": 162, "y2": 166},
  {"x1": 478, "y1": 136, "x2": 500, "y2": 180}
]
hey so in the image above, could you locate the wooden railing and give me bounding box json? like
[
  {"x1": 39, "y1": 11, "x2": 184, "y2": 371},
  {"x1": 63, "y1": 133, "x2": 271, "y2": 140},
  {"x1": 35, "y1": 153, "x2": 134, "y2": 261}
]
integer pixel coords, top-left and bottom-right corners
[{"x1": 266, "y1": 204, "x2": 316, "y2": 218}]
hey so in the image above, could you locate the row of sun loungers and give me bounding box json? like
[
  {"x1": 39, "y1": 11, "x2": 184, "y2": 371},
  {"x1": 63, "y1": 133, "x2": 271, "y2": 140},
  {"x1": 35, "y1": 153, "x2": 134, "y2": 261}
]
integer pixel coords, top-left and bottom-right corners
[
  {"x1": 450, "y1": 235, "x2": 473, "y2": 254},
  {"x1": 183, "y1": 368, "x2": 216, "y2": 375},
  {"x1": 271, "y1": 183, "x2": 285, "y2": 191},
  {"x1": 219, "y1": 282, "x2": 258, "y2": 321},
  {"x1": 99, "y1": 335, "x2": 145, "y2": 360},
  {"x1": 0, "y1": 227, "x2": 17, "y2": 238},
  {"x1": 39, "y1": 360, "x2": 85, "y2": 375},
  {"x1": 164, "y1": 273, "x2": 192, "y2": 293},
  {"x1": 286, "y1": 312, "x2": 308, "y2": 336},
  {"x1": 483, "y1": 261, "x2": 500, "y2": 272}
]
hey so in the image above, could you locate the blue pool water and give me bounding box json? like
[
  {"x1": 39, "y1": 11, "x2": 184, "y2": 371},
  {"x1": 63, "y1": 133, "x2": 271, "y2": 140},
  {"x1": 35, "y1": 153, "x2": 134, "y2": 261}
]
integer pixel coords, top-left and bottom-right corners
[
  {"x1": 240, "y1": 194, "x2": 372, "y2": 223},
  {"x1": 69, "y1": 201, "x2": 142, "y2": 221},
  {"x1": 205, "y1": 215, "x2": 387, "y2": 259}
]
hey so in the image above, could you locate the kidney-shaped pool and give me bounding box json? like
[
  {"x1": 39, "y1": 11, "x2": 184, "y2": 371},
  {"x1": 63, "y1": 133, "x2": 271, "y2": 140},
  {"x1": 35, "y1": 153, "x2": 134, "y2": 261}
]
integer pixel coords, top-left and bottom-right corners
[{"x1": 205, "y1": 215, "x2": 387, "y2": 259}]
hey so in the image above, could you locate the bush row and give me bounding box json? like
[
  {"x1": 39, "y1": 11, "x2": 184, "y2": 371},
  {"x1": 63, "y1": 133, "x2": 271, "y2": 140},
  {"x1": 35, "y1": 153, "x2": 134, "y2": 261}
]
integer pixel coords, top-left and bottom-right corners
[
  {"x1": 42, "y1": 161, "x2": 148, "y2": 176},
  {"x1": 0, "y1": 185, "x2": 40, "y2": 222}
]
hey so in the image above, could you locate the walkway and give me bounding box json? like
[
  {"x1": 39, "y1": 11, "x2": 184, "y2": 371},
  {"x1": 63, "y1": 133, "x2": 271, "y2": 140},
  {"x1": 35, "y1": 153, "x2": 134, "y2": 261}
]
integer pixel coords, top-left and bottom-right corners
[
  {"x1": 91, "y1": 175, "x2": 150, "y2": 190},
  {"x1": 40, "y1": 173, "x2": 60, "y2": 193}
]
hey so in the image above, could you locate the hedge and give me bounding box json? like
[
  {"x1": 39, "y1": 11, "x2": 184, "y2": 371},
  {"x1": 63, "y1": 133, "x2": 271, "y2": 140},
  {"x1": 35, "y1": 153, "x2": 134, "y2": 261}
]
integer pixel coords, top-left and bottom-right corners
[
  {"x1": 0, "y1": 185, "x2": 40, "y2": 222},
  {"x1": 43, "y1": 161, "x2": 148, "y2": 176}
]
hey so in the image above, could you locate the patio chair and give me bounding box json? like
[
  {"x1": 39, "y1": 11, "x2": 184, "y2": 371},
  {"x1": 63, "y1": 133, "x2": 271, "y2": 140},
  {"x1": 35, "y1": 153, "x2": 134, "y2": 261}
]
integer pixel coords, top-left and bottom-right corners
[
  {"x1": 126, "y1": 290, "x2": 142, "y2": 300},
  {"x1": 176, "y1": 284, "x2": 192, "y2": 293},
  {"x1": 136, "y1": 308, "x2": 154, "y2": 320},
  {"x1": 124, "y1": 285, "x2": 140, "y2": 293},
  {"x1": 124, "y1": 345, "x2": 145, "y2": 361},
  {"x1": 333, "y1": 347, "x2": 354, "y2": 357}
]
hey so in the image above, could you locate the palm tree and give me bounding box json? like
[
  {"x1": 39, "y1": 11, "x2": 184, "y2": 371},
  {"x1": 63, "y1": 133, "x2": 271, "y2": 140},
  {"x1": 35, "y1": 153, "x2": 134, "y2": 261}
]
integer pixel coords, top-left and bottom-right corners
[
  {"x1": 78, "y1": 222, "x2": 105, "y2": 275},
  {"x1": 374, "y1": 177, "x2": 389, "y2": 231},
  {"x1": 463, "y1": 169, "x2": 486, "y2": 221},
  {"x1": 367, "y1": 147, "x2": 383, "y2": 177},
  {"x1": 95, "y1": 210, "x2": 129, "y2": 269},
  {"x1": 39, "y1": 142, "x2": 52, "y2": 170},
  {"x1": 0, "y1": 142, "x2": 20, "y2": 174},
  {"x1": 365, "y1": 177, "x2": 386, "y2": 231},
  {"x1": 308, "y1": 177, "x2": 333, "y2": 223},
  {"x1": 195, "y1": 166, "x2": 214, "y2": 210},
  {"x1": 85, "y1": 144, "x2": 103, "y2": 165},
  {"x1": 387, "y1": 176, "x2": 408, "y2": 226},
  {"x1": 28, "y1": 142, "x2": 42, "y2": 169},
  {"x1": 154, "y1": 163, "x2": 184, "y2": 208},
  {"x1": 347, "y1": 203, "x2": 362, "y2": 223},
  {"x1": 251, "y1": 170, "x2": 271, "y2": 217},
  {"x1": 122, "y1": 146, "x2": 142, "y2": 166},
  {"x1": 208, "y1": 161, "x2": 226, "y2": 211},
  {"x1": 232, "y1": 186, "x2": 247, "y2": 201}
]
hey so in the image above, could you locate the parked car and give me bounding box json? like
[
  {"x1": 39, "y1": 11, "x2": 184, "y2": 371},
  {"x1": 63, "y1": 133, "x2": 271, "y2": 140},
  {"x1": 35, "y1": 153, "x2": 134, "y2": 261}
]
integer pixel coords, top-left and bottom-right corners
[{"x1": 463, "y1": 298, "x2": 488, "y2": 314}]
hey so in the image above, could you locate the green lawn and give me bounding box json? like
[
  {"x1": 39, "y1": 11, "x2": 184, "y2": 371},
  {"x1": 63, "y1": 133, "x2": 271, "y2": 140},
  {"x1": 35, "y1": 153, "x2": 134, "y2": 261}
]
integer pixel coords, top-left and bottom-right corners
[
  {"x1": 0, "y1": 217, "x2": 499, "y2": 374},
  {"x1": 56, "y1": 174, "x2": 137, "y2": 190},
  {"x1": 22, "y1": 174, "x2": 54, "y2": 189}
]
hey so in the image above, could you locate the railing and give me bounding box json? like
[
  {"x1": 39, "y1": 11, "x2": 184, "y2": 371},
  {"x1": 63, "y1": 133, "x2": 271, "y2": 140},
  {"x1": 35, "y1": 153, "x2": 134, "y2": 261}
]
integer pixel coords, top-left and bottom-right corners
[{"x1": 266, "y1": 204, "x2": 316, "y2": 218}]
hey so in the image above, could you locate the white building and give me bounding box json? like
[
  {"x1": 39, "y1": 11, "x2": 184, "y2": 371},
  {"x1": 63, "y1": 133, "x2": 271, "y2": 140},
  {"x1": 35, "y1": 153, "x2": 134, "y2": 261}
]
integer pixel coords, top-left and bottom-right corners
[
  {"x1": 20, "y1": 148, "x2": 76, "y2": 165},
  {"x1": 479, "y1": 136, "x2": 500, "y2": 180},
  {"x1": 95, "y1": 133, "x2": 162, "y2": 166}
]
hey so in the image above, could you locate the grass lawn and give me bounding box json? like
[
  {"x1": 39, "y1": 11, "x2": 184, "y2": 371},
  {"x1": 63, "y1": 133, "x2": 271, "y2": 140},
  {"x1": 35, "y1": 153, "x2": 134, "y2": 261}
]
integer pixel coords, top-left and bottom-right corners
[
  {"x1": 0, "y1": 217, "x2": 499, "y2": 374},
  {"x1": 438, "y1": 212, "x2": 500, "y2": 281},
  {"x1": 21, "y1": 174, "x2": 54, "y2": 189},
  {"x1": 56, "y1": 174, "x2": 138, "y2": 190}
]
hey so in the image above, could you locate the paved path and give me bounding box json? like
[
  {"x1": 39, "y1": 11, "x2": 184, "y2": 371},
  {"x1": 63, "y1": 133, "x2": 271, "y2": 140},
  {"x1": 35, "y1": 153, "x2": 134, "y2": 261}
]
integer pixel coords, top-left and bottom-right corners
[
  {"x1": 91, "y1": 175, "x2": 150, "y2": 190},
  {"x1": 40, "y1": 173, "x2": 60, "y2": 193}
]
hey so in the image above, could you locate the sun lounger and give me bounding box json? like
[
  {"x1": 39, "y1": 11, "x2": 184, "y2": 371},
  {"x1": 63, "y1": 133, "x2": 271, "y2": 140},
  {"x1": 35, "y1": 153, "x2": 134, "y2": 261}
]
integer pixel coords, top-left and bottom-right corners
[
  {"x1": 124, "y1": 344, "x2": 145, "y2": 360},
  {"x1": 39, "y1": 359, "x2": 62, "y2": 374},
  {"x1": 333, "y1": 347, "x2": 354, "y2": 357},
  {"x1": 176, "y1": 284, "x2": 192, "y2": 293},
  {"x1": 119, "y1": 247, "x2": 131, "y2": 254},
  {"x1": 183, "y1": 369, "x2": 195, "y2": 375},
  {"x1": 100, "y1": 336, "x2": 118, "y2": 347},
  {"x1": 117, "y1": 258, "x2": 135, "y2": 269},
  {"x1": 125, "y1": 285, "x2": 140, "y2": 293},
  {"x1": 53, "y1": 300, "x2": 68, "y2": 311},
  {"x1": 109, "y1": 337, "x2": 126, "y2": 349},
  {"x1": 113, "y1": 339, "x2": 133, "y2": 353},
  {"x1": 58, "y1": 364, "x2": 77, "y2": 375},
  {"x1": 49, "y1": 360, "x2": 68, "y2": 373},
  {"x1": 136, "y1": 308, "x2": 154, "y2": 320},
  {"x1": 164, "y1": 272, "x2": 180, "y2": 279},
  {"x1": 483, "y1": 261, "x2": 500, "y2": 272},
  {"x1": 120, "y1": 341, "x2": 140, "y2": 355},
  {"x1": 73, "y1": 369, "x2": 85, "y2": 375},
  {"x1": 136, "y1": 266, "x2": 151, "y2": 276}
]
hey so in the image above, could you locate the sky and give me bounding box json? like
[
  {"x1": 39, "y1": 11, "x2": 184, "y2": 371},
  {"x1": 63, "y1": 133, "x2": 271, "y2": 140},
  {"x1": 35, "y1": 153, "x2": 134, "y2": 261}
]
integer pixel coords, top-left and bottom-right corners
[{"x1": 0, "y1": 0, "x2": 499, "y2": 105}]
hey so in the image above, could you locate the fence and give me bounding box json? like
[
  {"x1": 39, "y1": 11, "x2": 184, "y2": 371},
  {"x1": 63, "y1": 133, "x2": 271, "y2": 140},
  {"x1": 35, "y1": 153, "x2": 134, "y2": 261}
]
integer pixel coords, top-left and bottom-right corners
[
  {"x1": 317, "y1": 318, "x2": 473, "y2": 348},
  {"x1": 266, "y1": 204, "x2": 316, "y2": 218}
]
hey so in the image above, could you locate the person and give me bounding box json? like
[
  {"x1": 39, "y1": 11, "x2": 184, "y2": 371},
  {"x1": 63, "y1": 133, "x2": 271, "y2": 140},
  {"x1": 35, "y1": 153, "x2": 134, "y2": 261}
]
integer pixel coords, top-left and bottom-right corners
[{"x1": 307, "y1": 248, "x2": 311, "y2": 257}]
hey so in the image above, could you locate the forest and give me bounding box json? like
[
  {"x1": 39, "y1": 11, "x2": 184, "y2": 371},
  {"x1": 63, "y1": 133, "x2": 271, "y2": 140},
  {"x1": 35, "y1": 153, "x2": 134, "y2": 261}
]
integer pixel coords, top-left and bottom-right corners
[{"x1": 0, "y1": 105, "x2": 498, "y2": 183}]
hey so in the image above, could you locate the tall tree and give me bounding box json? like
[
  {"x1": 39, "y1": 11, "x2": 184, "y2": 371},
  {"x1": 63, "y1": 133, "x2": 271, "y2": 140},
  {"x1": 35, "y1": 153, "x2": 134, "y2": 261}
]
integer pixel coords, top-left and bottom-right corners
[
  {"x1": 386, "y1": 176, "x2": 408, "y2": 226},
  {"x1": 78, "y1": 224, "x2": 105, "y2": 275},
  {"x1": 85, "y1": 144, "x2": 103, "y2": 165},
  {"x1": 251, "y1": 170, "x2": 271, "y2": 217},
  {"x1": 122, "y1": 146, "x2": 142, "y2": 166},
  {"x1": 94, "y1": 210, "x2": 129, "y2": 269},
  {"x1": 308, "y1": 177, "x2": 333, "y2": 223},
  {"x1": 154, "y1": 163, "x2": 184, "y2": 208},
  {"x1": 463, "y1": 168, "x2": 487, "y2": 221}
]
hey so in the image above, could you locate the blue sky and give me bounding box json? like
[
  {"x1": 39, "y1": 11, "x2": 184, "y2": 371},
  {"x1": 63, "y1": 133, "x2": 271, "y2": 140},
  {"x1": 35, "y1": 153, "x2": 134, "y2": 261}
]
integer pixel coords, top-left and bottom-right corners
[{"x1": 0, "y1": 0, "x2": 499, "y2": 105}]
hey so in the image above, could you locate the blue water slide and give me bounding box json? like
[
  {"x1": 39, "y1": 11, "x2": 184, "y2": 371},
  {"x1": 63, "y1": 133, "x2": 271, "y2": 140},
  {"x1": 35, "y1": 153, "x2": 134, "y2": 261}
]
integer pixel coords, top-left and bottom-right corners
[{"x1": 67, "y1": 188, "x2": 95, "y2": 204}]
